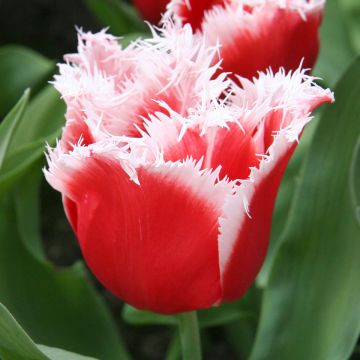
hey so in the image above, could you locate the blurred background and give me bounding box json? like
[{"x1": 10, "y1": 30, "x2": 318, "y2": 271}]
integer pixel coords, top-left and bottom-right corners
[{"x1": 0, "y1": 0, "x2": 102, "y2": 59}]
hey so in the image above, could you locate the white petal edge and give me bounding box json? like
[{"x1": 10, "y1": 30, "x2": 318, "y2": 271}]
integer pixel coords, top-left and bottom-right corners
[
  {"x1": 216, "y1": 67, "x2": 334, "y2": 283},
  {"x1": 165, "y1": 0, "x2": 325, "y2": 27},
  {"x1": 44, "y1": 136, "x2": 235, "y2": 212}
]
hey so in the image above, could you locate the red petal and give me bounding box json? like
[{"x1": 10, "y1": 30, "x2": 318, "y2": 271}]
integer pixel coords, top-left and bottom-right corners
[
  {"x1": 221, "y1": 138, "x2": 296, "y2": 301},
  {"x1": 144, "y1": 114, "x2": 208, "y2": 163},
  {"x1": 64, "y1": 156, "x2": 224, "y2": 313},
  {"x1": 133, "y1": 0, "x2": 169, "y2": 23},
  {"x1": 209, "y1": 7, "x2": 321, "y2": 80},
  {"x1": 210, "y1": 123, "x2": 259, "y2": 181},
  {"x1": 61, "y1": 109, "x2": 95, "y2": 152},
  {"x1": 177, "y1": 0, "x2": 227, "y2": 30}
]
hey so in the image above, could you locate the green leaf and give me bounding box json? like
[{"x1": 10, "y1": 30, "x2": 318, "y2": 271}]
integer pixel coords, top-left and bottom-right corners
[
  {"x1": 0, "y1": 139, "x2": 50, "y2": 197},
  {"x1": 14, "y1": 162, "x2": 45, "y2": 261},
  {"x1": 0, "y1": 188, "x2": 131, "y2": 360},
  {"x1": 350, "y1": 136, "x2": 360, "y2": 223},
  {"x1": 83, "y1": 0, "x2": 147, "y2": 35},
  {"x1": 0, "y1": 90, "x2": 29, "y2": 169},
  {"x1": 0, "y1": 302, "x2": 48, "y2": 360},
  {"x1": 122, "y1": 305, "x2": 178, "y2": 326},
  {"x1": 8, "y1": 85, "x2": 65, "y2": 153},
  {"x1": 0, "y1": 46, "x2": 54, "y2": 117},
  {"x1": 0, "y1": 302, "x2": 97, "y2": 360},
  {"x1": 198, "y1": 302, "x2": 253, "y2": 328},
  {"x1": 339, "y1": 0, "x2": 360, "y2": 53},
  {"x1": 250, "y1": 57, "x2": 360, "y2": 360},
  {"x1": 314, "y1": 0, "x2": 355, "y2": 86},
  {"x1": 0, "y1": 86, "x2": 65, "y2": 197},
  {"x1": 37, "y1": 345, "x2": 97, "y2": 360}
]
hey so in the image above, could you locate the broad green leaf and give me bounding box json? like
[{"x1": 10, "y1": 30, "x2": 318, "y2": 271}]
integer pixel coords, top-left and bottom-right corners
[
  {"x1": 8, "y1": 85, "x2": 65, "y2": 153},
  {"x1": 83, "y1": 0, "x2": 147, "y2": 35},
  {"x1": 0, "y1": 86, "x2": 65, "y2": 197},
  {"x1": 0, "y1": 190, "x2": 131, "y2": 360},
  {"x1": 38, "y1": 345, "x2": 97, "y2": 360},
  {"x1": 0, "y1": 302, "x2": 97, "y2": 360},
  {"x1": 314, "y1": 0, "x2": 355, "y2": 86},
  {"x1": 0, "y1": 139, "x2": 50, "y2": 197},
  {"x1": 340, "y1": 0, "x2": 360, "y2": 53},
  {"x1": 0, "y1": 302, "x2": 48, "y2": 360},
  {"x1": 250, "y1": 57, "x2": 360, "y2": 360},
  {"x1": 0, "y1": 46, "x2": 54, "y2": 117},
  {"x1": 14, "y1": 162, "x2": 45, "y2": 261},
  {"x1": 350, "y1": 136, "x2": 360, "y2": 223},
  {"x1": 0, "y1": 90, "x2": 29, "y2": 169}
]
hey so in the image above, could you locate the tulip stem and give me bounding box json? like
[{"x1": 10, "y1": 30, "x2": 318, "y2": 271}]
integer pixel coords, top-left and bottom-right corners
[{"x1": 177, "y1": 311, "x2": 202, "y2": 360}]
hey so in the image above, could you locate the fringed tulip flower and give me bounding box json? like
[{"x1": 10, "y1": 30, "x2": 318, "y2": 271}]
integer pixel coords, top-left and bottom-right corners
[
  {"x1": 164, "y1": 0, "x2": 325, "y2": 80},
  {"x1": 45, "y1": 26, "x2": 333, "y2": 314}
]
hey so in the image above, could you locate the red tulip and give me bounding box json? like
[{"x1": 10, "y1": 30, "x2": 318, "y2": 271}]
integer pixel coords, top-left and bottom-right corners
[
  {"x1": 166, "y1": 0, "x2": 325, "y2": 79},
  {"x1": 45, "y1": 27, "x2": 333, "y2": 314}
]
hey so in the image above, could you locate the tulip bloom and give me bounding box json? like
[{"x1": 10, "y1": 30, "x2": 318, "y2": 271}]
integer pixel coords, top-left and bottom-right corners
[
  {"x1": 161, "y1": 0, "x2": 325, "y2": 80},
  {"x1": 45, "y1": 27, "x2": 333, "y2": 314}
]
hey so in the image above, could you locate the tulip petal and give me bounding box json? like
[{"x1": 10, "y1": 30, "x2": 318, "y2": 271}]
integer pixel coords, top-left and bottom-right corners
[
  {"x1": 209, "y1": 123, "x2": 259, "y2": 181},
  {"x1": 219, "y1": 135, "x2": 297, "y2": 302},
  {"x1": 45, "y1": 145, "x2": 235, "y2": 313},
  {"x1": 201, "y1": 0, "x2": 324, "y2": 79},
  {"x1": 171, "y1": 0, "x2": 226, "y2": 30},
  {"x1": 142, "y1": 112, "x2": 208, "y2": 163},
  {"x1": 217, "y1": 68, "x2": 334, "y2": 301},
  {"x1": 60, "y1": 110, "x2": 95, "y2": 152}
]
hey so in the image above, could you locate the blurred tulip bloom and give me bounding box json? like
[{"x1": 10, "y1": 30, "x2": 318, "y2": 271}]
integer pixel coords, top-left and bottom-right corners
[
  {"x1": 161, "y1": 0, "x2": 325, "y2": 80},
  {"x1": 45, "y1": 26, "x2": 333, "y2": 314}
]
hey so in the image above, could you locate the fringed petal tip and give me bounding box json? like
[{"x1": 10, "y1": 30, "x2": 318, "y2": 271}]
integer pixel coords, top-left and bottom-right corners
[
  {"x1": 165, "y1": 0, "x2": 325, "y2": 80},
  {"x1": 166, "y1": 0, "x2": 326, "y2": 26},
  {"x1": 44, "y1": 135, "x2": 162, "y2": 197},
  {"x1": 52, "y1": 22, "x2": 231, "y2": 146},
  {"x1": 231, "y1": 66, "x2": 334, "y2": 137}
]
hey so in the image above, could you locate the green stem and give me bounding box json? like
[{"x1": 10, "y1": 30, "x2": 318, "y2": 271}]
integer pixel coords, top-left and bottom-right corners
[{"x1": 177, "y1": 311, "x2": 202, "y2": 360}]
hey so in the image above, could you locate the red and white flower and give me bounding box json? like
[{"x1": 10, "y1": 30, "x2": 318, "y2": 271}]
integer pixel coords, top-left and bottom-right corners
[
  {"x1": 45, "y1": 27, "x2": 333, "y2": 314},
  {"x1": 164, "y1": 0, "x2": 325, "y2": 80}
]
